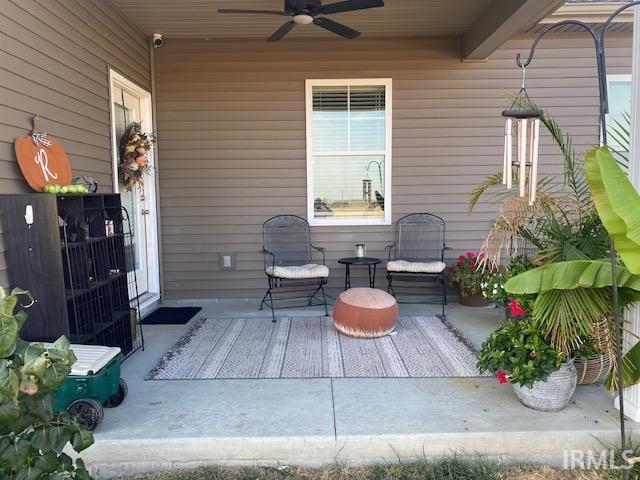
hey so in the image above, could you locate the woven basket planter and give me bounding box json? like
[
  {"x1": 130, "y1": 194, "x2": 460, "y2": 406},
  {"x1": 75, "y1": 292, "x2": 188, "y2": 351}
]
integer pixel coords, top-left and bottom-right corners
[
  {"x1": 575, "y1": 352, "x2": 612, "y2": 385},
  {"x1": 574, "y1": 318, "x2": 613, "y2": 385},
  {"x1": 511, "y1": 362, "x2": 577, "y2": 412}
]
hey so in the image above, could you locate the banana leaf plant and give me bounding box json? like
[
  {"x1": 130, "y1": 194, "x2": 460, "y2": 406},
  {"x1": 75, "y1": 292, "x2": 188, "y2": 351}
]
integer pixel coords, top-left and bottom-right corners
[
  {"x1": 585, "y1": 146, "x2": 640, "y2": 274},
  {"x1": 504, "y1": 146, "x2": 640, "y2": 391},
  {"x1": 504, "y1": 260, "x2": 640, "y2": 353}
]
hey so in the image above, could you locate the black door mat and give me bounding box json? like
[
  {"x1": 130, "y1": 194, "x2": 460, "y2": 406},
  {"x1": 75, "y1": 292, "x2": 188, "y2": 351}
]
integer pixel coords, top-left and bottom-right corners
[{"x1": 141, "y1": 307, "x2": 203, "y2": 325}]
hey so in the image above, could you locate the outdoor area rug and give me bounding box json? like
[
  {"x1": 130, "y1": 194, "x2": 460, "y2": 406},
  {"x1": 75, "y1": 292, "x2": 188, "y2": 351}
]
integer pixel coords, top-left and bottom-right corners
[
  {"x1": 141, "y1": 307, "x2": 202, "y2": 325},
  {"x1": 146, "y1": 316, "x2": 485, "y2": 379}
]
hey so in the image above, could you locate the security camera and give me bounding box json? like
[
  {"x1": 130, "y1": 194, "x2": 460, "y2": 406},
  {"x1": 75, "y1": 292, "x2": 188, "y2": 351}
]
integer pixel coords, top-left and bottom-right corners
[{"x1": 152, "y1": 33, "x2": 164, "y2": 48}]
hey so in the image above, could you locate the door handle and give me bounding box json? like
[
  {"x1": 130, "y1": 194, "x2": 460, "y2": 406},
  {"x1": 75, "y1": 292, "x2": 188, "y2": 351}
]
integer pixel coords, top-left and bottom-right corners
[{"x1": 141, "y1": 209, "x2": 150, "y2": 215}]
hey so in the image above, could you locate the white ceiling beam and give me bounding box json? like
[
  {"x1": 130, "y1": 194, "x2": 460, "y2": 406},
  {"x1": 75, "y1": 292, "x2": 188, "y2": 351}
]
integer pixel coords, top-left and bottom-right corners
[{"x1": 462, "y1": 0, "x2": 566, "y2": 61}]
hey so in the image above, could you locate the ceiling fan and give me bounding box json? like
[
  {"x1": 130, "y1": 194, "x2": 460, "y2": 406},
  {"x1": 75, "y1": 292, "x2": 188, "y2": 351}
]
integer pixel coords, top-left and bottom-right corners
[{"x1": 218, "y1": 0, "x2": 385, "y2": 42}]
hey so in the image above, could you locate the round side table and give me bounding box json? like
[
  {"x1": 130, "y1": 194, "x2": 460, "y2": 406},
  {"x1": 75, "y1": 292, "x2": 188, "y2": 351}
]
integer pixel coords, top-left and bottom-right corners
[{"x1": 338, "y1": 257, "x2": 382, "y2": 290}]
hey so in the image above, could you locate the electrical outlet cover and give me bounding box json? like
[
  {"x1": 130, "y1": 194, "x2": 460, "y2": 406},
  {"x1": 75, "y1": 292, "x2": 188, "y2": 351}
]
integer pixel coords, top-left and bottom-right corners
[{"x1": 219, "y1": 254, "x2": 236, "y2": 270}]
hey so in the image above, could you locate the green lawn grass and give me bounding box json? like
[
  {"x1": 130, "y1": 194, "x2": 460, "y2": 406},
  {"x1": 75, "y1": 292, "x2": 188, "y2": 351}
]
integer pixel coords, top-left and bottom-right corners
[{"x1": 120, "y1": 459, "x2": 618, "y2": 480}]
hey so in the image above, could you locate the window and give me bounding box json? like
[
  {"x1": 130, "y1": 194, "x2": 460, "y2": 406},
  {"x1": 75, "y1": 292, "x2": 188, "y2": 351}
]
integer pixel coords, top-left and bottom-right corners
[
  {"x1": 305, "y1": 79, "x2": 392, "y2": 225},
  {"x1": 606, "y1": 74, "x2": 632, "y2": 156}
]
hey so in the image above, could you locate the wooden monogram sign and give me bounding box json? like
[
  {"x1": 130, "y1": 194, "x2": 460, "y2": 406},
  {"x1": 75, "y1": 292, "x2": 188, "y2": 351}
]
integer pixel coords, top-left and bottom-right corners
[{"x1": 14, "y1": 133, "x2": 72, "y2": 192}]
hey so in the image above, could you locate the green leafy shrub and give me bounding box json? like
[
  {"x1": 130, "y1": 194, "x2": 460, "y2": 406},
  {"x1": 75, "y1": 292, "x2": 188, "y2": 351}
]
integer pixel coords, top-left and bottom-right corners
[
  {"x1": 0, "y1": 287, "x2": 94, "y2": 479},
  {"x1": 480, "y1": 255, "x2": 534, "y2": 308},
  {"x1": 480, "y1": 270, "x2": 508, "y2": 305},
  {"x1": 477, "y1": 319, "x2": 566, "y2": 388}
]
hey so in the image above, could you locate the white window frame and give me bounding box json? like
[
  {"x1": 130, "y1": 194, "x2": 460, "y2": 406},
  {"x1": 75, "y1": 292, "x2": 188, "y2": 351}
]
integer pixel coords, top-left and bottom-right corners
[
  {"x1": 305, "y1": 78, "x2": 392, "y2": 226},
  {"x1": 605, "y1": 74, "x2": 632, "y2": 146},
  {"x1": 608, "y1": 73, "x2": 633, "y2": 83},
  {"x1": 607, "y1": 74, "x2": 632, "y2": 106}
]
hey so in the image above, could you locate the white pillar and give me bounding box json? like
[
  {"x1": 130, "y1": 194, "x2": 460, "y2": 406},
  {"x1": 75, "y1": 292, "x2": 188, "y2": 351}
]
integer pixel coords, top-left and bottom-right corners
[{"x1": 616, "y1": 5, "x2": 640, "y2": 422}]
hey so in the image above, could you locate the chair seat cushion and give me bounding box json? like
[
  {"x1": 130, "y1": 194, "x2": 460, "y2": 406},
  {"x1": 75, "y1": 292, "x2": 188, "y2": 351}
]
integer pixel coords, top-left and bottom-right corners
[
  {"x1": 387, "y1": 260, "x2": 446, "y2": 274},
  {"x1": 266, "y1": 264, "x2": 329, "y2": 279}
]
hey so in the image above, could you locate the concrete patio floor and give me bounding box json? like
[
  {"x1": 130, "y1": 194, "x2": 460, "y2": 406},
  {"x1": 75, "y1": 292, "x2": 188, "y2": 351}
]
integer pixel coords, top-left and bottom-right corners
[{"x1": 80, "y1": 299, "x2": 632, "y2": 478}]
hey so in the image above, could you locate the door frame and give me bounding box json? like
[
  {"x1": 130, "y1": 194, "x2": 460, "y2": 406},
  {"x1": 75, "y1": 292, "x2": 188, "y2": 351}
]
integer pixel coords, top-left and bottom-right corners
[{"x1": 108, "y1": 68, "x2": 161, "y2": 301}]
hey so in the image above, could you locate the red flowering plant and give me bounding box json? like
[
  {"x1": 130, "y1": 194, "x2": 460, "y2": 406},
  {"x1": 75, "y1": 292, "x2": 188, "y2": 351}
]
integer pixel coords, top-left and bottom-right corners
[
  {"x1": 509, "y1": 299, "x2": 526, "y2": 318},
  {"x1": 446, "y1": 251, "x2": 493, "y2": 298},
  {"x1": 477, "y1": 318, "x2": 566, "y2": 388}
]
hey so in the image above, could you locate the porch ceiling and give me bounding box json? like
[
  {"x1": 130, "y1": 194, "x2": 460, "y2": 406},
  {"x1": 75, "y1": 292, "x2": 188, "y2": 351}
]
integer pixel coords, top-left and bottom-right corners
[
  {"x1": 110, "y1": 0, "x2": 565, "y2": 59},
  {"x1": 111, "y1": 0, "x2": 493, "y2": 38}
]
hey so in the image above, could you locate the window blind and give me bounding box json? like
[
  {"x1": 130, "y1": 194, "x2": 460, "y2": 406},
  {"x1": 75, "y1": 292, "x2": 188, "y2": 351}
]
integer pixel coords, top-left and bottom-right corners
[{"x1": 312, "y1": 85, "x2": 386, "y2": 152}]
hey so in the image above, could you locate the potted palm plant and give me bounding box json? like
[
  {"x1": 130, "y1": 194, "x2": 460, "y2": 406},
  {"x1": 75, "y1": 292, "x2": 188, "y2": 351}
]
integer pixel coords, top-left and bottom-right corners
[
  {"x1": 503, "y1": 146, "x2": 640, "y2": 394},
  {"x1": 502, "y1": 147, "x2": 640, "y2": 393},
  {"x1": 470, "y1": 101, "x2": 619, "y2": 386}
]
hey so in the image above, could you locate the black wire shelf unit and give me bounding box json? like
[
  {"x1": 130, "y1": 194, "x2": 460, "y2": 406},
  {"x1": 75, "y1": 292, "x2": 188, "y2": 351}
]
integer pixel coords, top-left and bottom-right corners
[{"x1": 0, "y1": 193, "x2": 144, "y2": 359}]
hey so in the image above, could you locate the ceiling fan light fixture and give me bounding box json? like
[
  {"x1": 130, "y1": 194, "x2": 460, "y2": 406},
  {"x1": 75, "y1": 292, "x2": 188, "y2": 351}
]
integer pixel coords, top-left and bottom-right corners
[{"x1": 293, "y1": 14, "x2": 314, "y2": 25}]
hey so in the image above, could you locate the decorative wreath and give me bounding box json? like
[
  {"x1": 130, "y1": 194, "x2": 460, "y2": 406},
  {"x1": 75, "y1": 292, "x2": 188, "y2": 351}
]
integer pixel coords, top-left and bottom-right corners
[{"x1": 118, "y1": 122, "x2": 156, "y2": 191}]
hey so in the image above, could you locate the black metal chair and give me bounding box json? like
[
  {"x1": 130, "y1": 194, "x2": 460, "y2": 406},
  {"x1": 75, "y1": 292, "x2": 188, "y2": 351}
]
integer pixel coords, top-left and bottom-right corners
[
  {"x1": 260, "y1": 215, "x2": 329, "y2": 322},
  {"x1": 385, "y1": 213, "x2": 447, "y2": 317}
]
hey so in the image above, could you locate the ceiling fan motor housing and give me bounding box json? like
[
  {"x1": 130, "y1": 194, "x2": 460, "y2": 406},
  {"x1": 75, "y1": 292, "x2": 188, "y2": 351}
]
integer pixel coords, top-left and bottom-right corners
[{"x1": 285, "y1": 0, "x2": 322, "y2": 14}]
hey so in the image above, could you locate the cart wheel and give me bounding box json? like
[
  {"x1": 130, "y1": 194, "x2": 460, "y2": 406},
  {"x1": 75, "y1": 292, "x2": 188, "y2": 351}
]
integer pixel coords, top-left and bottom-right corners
[
  {"x1": 67, "y1": 398, "x2": 104, "y2": 431},
  {"x1": 105, "y1": 378, "x2": 128, "y2": 408}
]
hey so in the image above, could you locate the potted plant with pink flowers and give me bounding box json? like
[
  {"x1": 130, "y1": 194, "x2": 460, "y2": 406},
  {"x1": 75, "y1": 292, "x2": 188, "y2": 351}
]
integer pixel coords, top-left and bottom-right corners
[{"x1": 447, "y1": 251, "x2": 491, "y2": 307}]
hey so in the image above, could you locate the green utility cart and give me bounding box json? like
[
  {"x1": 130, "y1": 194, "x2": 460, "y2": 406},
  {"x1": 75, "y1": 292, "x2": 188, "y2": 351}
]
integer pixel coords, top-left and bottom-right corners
[{"x1": 53, "y1": 344, "x2": 128, "y2": 430}]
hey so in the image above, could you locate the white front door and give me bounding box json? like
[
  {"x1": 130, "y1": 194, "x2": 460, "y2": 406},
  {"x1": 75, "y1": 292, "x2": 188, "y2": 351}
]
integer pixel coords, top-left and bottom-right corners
[{"x1": 109, "y1": 70, "x2": 159, "y2": 300}]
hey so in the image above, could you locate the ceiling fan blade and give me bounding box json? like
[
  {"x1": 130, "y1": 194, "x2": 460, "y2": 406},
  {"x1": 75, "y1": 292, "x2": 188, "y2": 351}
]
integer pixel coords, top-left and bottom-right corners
[
  {"x1": 313, "y1": 17, "x2": 360, "y2": 39},
  {"x1": 267, "y1": 21, "x2": 296, "y2": 42},
  {"x1": 317, "y1": 0, "x2": 384, "y2": 15},
  {"x1": 217, "y1": 9, "x2": 291, "y2": 16}
]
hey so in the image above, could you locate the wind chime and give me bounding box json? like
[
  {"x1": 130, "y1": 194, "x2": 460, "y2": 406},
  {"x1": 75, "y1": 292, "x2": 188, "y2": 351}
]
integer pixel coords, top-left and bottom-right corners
[{"x1": 502, "y1": 67, "x2": 543, "y2": 205}]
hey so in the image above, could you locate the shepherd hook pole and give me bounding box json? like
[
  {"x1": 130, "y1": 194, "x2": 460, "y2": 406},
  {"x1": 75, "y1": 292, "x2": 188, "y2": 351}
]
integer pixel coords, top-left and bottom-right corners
[{"x1": 514, "y1": 1, "x2": 640, "y2": 469}]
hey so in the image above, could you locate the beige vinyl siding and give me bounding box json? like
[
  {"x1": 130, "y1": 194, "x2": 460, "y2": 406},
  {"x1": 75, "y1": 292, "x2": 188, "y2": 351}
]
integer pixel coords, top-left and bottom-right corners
[
  {"x1": 0, "y1": 0, "x2": 150, "y2": 288},
  {"x1": 155, "y1": 35, "x2": 631, "y2": 300}
]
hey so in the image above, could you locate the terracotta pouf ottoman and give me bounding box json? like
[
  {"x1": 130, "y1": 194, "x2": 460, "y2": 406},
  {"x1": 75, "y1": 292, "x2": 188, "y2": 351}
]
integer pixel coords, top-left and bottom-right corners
[{"x1": 333, "y1": 288, "x2": 398, "y2": 338}]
